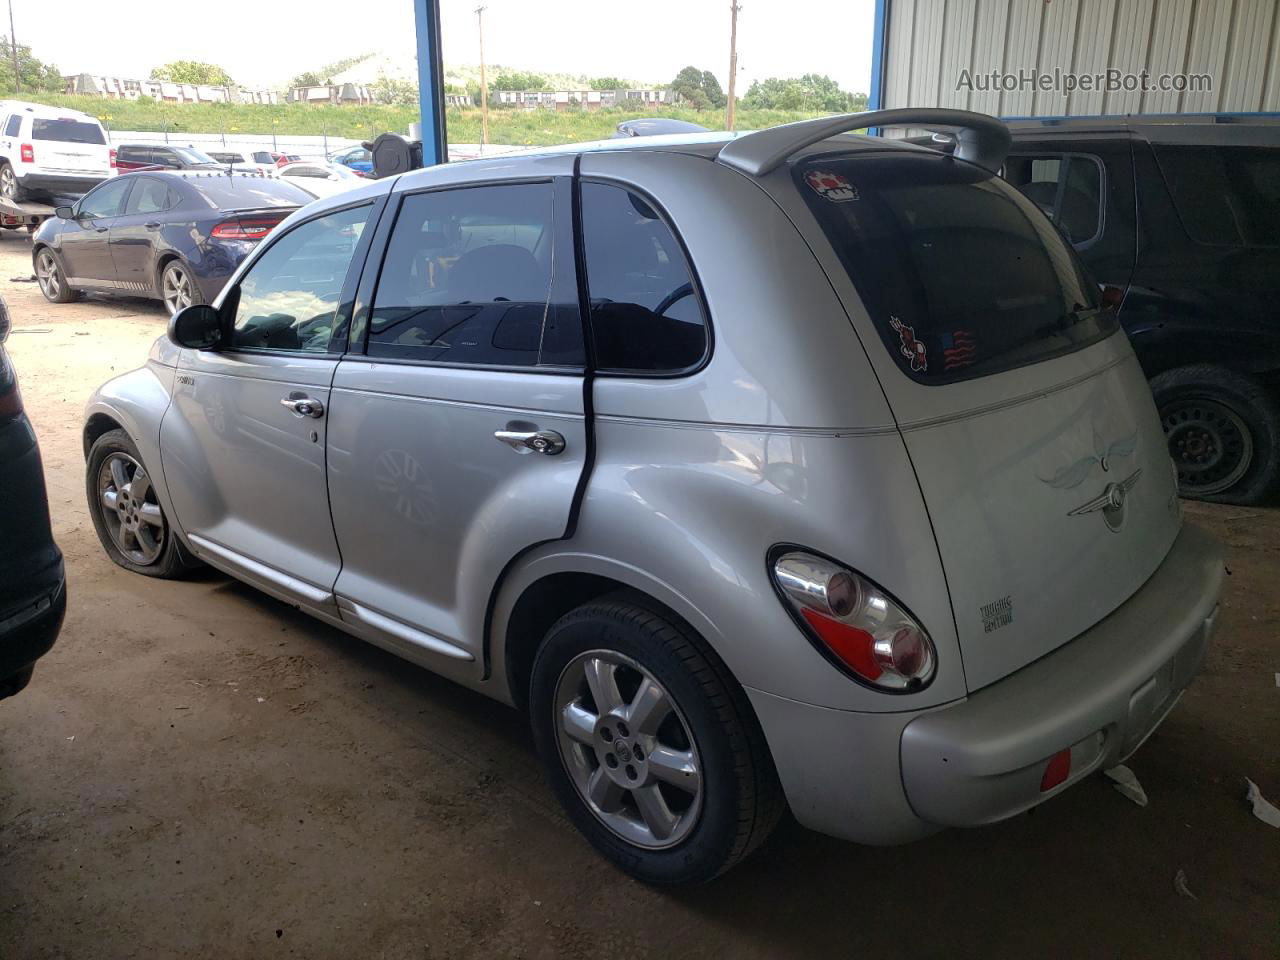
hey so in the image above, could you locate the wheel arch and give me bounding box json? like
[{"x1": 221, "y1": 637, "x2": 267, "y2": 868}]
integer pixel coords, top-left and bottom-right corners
[
  {"x1": 154, "y1": 251, "x2": 184, "y2": 296},
  {"x1": 83, "y1": 411, "x2": 125, "y2": 458}
]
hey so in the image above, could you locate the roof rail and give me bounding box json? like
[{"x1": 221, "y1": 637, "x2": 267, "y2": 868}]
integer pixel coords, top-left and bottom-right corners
[{"x1": 717, "y1": 108, "x2": 1011, "y2": 176}]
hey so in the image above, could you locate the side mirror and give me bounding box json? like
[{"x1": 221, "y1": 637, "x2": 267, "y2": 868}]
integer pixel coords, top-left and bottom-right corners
[
  {"x1": 55, "y1": 205, "x2": 74, "y2": 220},
  {"x1": 168, "y1": 303, "x2": 224, "y2": 350}
]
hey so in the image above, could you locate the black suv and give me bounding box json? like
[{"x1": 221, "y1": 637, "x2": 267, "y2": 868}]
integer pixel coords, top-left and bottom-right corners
[
  {"x1": 0, "y1": 296, "x2": 65, "y2": 698},
  {"x1": 1001, "y1": 115, "x2": 1280, "y2": 503}
]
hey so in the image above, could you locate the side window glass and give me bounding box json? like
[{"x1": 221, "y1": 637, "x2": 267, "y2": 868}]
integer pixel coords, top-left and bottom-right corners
[
  {"x1": 367, "y1": 182, "x2": 583, "y2": 366},
  {"x1": 125, "y1": 177, "x2": 171, "y2": 215},
  {"x1": 580, "y1": 182, "x2": 707, "y2": 372},
  {"x1": 1155, "y1": 145, "x2": 1280, "y2": 247},
  {"x1": 4, "y1": 115, "x2": 19, "y2": 137},
  {"x1": 231, "y1": 204, "x2": 371, "y2": 354},
  {"x1": 1007, "y1": 153, "x2": 1102, "y2": 246},
  {"x1": 78, "y1": 178, "x2": 133, "y2": 220}
]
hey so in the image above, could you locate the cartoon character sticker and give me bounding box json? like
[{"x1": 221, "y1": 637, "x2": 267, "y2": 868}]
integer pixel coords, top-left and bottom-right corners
[
  {"x1": 889, "y1": 316, "x2": 927, "y2": 372},
  {"x1": 804, "y1": 170, "x2": 859, "y2": 202}
]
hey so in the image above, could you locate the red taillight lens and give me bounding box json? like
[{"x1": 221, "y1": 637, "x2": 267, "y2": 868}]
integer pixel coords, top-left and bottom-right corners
[
  {"x1": 109, "y1": 148, "x2": 118, "y2": 169},
  {"x1": 773, "y1": 551, "x2": 936, "y2": 691},
  {"x1": 19, "y1": 143, "x2": 33, "y2": 163},
  {"x1": 1100, "y1": 284, "x2": 1124, "y2": 310},
  {"x1": 1040, "y1": 748, "x2": 1072, "y2": 792},
  {"x1": 211, "y1": 216, "x2": 282, "y2": 240}
]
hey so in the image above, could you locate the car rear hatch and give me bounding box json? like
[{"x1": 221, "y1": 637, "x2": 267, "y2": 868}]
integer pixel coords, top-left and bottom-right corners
[
  {"x1": 31, "y1": 117, "x2": 111, "y2": 175},
  {"x1": 774, "y1": 149, "x2": 1183, "y2": 691}
]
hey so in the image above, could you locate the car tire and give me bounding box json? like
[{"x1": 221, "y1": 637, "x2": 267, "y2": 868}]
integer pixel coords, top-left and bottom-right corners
[
  {"x1": 160, "y1": 260, "x2": 200, "y2": 315},
  {"x1": 529, "y1": 592, "x2": 784, "y2": 884},
  {"x1": 33, "y1": 248, "x2": 79, "y2": 303},
  {"x1": 1151, "y1": 364, "x2": 1280, "y2": 505},
  {"x1": 0, "y1": 161, "x2": 26, "y2": 201},
  {"x1": 86, "y1": 429, "x2": 203, "y2": 578}
]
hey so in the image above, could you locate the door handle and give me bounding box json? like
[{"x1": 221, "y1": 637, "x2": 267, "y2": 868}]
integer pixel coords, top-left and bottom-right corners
[
  {"x1": 144, "y1": 221, "x2": 161, "y2": 229},
  {"x1": 95, "y1": 226, "x2": 108, "y2": 233},
  {"x1": 281, "y1": 393, "x2": 325, "y2": 418},
  {"x1": 494, "y1": 427, "x2": 566, "y2": 456}
]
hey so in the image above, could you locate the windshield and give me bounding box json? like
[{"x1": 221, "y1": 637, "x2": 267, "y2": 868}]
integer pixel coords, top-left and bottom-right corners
[
  {"x1": 32, "y1": 118, "x2": 106, "y2": 145},
  {"x1": 172, "y1": 146, "x2": 218, "y2": 165},
  {"x1": 797, "y1": 153, "x2": 1113, "y2": 384}
]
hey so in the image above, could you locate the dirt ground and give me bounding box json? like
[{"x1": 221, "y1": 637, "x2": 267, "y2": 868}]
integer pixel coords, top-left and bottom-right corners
[{"x1": 0, "y1": 234, "x2": 1276, "y2": 960}]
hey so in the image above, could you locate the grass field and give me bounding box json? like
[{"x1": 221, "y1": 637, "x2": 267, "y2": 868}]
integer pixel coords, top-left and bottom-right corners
[{"x1": 23, "y1": 94, "x2": 825, "y2": 144}]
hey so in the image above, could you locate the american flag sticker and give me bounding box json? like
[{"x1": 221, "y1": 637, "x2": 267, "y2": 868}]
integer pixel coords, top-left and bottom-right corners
[
  {"x1": 804, "y1": 170, "x2": 859, "y2": 202},
  {"x1": 941, "y1": 329, "x2": 976, "y2": 370}
]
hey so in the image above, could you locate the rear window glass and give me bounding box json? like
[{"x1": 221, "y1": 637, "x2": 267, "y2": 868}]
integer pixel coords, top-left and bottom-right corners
[
  {"x1": 1154, "y1": 145, "x2": 1280, "y2": 247},
  {"x1": 189, "y1": 176, "x2": 312, "y2": 209},
  {"x1": 32, "y1": 118, "x2": 106, "y2": 145},
  {"x1": 797, "y1": 154, "x2": 1112, "y2": 384}
]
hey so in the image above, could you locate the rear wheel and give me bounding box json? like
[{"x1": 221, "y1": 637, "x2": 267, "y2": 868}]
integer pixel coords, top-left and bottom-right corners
[
  {"x1": 160, "y1": 260, "x2": 199, "y2": 315},
  {"x1": 1152, "y1": 365, "x2": 1280, "y2": 504},
  {"x1": 529, "y1": 593, "x2": 783, "y2": 884},
  {"x1": 86, "y1": 429, "x2": 203, "y2": 578},
  {"x1": 0, "y1": 161, "x2": 25, "y2": 201},
  {"x1": 34, "y1": 248, "x2": 78, "y2": 303}
]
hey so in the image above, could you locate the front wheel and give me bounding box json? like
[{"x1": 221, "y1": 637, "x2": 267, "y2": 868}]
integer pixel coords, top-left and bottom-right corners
[
  {"x1": 86, "y1": 429, "x2": 203, "y2": 578},
  {"x1": 160, "y1": 260, "x2": 199, "y2": 315},
  {"x1": 34, "y1": 248, "x2": 78, "y2": 303},
  {"x1": 529, "y1": 593, "x2": 783, "y2": 884},
  {"x1": 1152, "y1": 365, "x2": 1280, "y2": 505}
]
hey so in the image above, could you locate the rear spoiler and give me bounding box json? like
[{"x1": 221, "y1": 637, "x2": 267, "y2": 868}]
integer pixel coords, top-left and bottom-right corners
[{"x1": 716, "y1": 108, "x2": 1011, "y2": 177}]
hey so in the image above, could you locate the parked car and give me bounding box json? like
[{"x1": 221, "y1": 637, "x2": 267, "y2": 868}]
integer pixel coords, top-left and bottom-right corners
[
  {"x1": 329, "y1": 145, "x2": 372, "y2": 176},
  {"x1": 0, "y1": 296, "x2": 65, "y2": 700},
  {"x1": 0, "y1": 101, "x2": 113, "y2": 202},
  {"x1": 32, "y1": 171, "x2": 311, "y2": 314},
  {"x1": 917, "y1": 114, "x2": 1280, "y2": 504},
  {"x1": 612, "y1": 118, "x2": 710, "y2": 138},
  {"x1": 277, "y1": 160, "x2": 365, "y2": 198},
  {"x1": 83, "y1": 109, "x2": 1224, "y2": 884},
  {"x1": 207, "y1": 151, "x2": 276, "y2": 175},
  {"x1": 115, "y1": 143, "x2": 223, "y2": 172}
]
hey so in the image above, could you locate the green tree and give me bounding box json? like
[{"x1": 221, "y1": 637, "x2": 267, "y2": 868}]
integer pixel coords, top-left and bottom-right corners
[
  {"x1": 369, "y1": 73, "x2": 417, "y2": 106},
  {"x1": 670, "y1": 66, "x2": 725, "y2": 110},
  {"x1": 490, "y1": 71, "x2": 549, "y2": 91},
  {"x1": 0, "y1": 36, "x2": 63, "y2": 94},
  {"x1": 290, "y1": 71, "x2": 325, "y2": 88},
  {"x1": 591, "y1": 76, "x2": 626, "y2": 90},
  {"x1": 742, "y1": 74, "x2": 863, "y2": 112},
  {"x1": 150, "y1": 60, "x2": 234, "y2": 86}
]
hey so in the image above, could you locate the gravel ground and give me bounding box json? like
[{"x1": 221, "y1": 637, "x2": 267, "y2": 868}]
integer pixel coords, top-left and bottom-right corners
[{"x1": 0, "y1": 235, "x2": 1276, "y2": 959}]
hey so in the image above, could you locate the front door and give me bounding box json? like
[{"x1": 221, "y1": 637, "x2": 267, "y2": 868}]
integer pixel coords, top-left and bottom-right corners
[
  {"x1": 325, "y1": 168, "x2": 588, "y2": 668},
  {"x1": 60, "y1": 176, "x2": 133, "y2": 286},
  {"x1": 160, "y1": 198, "x2": 384, "y2": 614}
]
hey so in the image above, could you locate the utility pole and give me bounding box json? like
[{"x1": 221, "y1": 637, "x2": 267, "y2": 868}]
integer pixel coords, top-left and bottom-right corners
[
  {"x1": 726, "y1": 2, "x2": 741, "y2": 131},
  {"x1": 9, "y1": 0, "x2": 20, "y2": 95},
  {"x1": 475, "y1": 5, "x2": 489, "y2": 146}
]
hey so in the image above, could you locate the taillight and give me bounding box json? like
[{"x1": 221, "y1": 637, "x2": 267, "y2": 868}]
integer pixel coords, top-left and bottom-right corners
[
  {"x1": 109, "y1": 148, "x2": 118, "y2": 169},
  {"x1": 19, "y1": 143, "x2": 33, "y2": 163},
  {"x1": 1040, "y1": 749, "x2": 1072, "y2": 792},
  {"x1": 1100, "y1": 284, "x2": 1124, "y2": 310},
  {"x1": 211, "y1": 216, "x2": 282, "y2": 240},
  {"x1": 771, "y1": 550, "x2": 936, "y2": 691}
]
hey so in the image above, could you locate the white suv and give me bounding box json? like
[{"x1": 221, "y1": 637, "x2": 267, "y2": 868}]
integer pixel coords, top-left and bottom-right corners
[{"x1": 0, "y1": 101, "x2": 114, "y2": 203}]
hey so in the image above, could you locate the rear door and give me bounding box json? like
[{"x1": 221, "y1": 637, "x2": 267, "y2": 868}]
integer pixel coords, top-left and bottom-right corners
[
  {"x1": 161, "y1": 195, "x2": 387, "y2": 616},
  {"x1": 325, "y1": 156, "x2": 587, "y2": 669},
  {"x1": 771, "y1": 150, "x2": 1182, "y2": 691}
]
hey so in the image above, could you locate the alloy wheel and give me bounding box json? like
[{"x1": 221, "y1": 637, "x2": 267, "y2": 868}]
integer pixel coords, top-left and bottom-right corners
[
  {"x1": 35, "y1": 251, "x2": 61, "y2": 300},
  {"x1": 1162, "y1": 397, "x2": 1254, "y2": 497},
  {"x1": 162, "y1": 264, "x2": 193, "y2": 314},
  {"x1": 97, "y1": 452, "x2": 166, "y2": 565},
  {"x1": 0, "y1": 165, "x2": 14, "y2": 198},
  {"x1": 553, "y1": 650, "x2": 703, "y2": 849}
]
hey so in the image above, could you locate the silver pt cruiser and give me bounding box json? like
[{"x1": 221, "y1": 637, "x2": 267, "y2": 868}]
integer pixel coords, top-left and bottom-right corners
[{"x1": 83, "y1": 109, "x2": 1225, "y2": 884}]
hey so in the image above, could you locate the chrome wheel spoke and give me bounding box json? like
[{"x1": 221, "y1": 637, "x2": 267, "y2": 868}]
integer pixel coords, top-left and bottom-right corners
[
  {"x1": 561, "y1": 701, "x2": 597, "y2": 745},
  {"x1": 583, "y1": 657, "x2": 624, "y2": 714},
  {"x1": 647, "y1": 745, "x2": 701, "y2": 794},
  {"x1": 586, "y1": 767, "x2": 626, "y2": 813},
  {"x1": 109, "y1": 456, "x2": 129, "y2": 492},
  {"x1": 138, "y1": 503, "x2": 164, "y2": 528},
  {"x1": 131, "y1": 468, "x2": 152, "y2": 503},
  {"x1": 626, "y1": 677, "x2": 672, "y2": 736},
  {"x1": 632, "y1": 784, "x2": 679, "y2": 842},
  {"x1": 100, "y1": 489, "x2": 118, "y2": 511}
]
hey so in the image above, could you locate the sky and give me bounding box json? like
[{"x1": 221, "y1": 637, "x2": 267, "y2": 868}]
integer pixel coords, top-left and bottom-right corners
[{"x1": 15, "y1": 0, "x2": 875, "y2": 94}]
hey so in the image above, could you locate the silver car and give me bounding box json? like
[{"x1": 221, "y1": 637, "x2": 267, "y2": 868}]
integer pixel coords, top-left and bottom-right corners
[{"x1": 83, "y1": 109, "x2": 1225, "y2": 884}]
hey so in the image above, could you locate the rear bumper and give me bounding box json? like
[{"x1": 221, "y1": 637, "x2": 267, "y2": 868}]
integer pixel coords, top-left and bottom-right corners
[
  {"x1": 0, "y1": 571, "x2": 66, "y2": 699},
  {"x1": 15, "y1": 172, "x2": 108, "y2": 199},
  {"x1": 747, "y1": 523, "x2": 1224, "y2": 844},
  {"x1": 900, "y1": 523, "x2": 1223, "y2": 827}
]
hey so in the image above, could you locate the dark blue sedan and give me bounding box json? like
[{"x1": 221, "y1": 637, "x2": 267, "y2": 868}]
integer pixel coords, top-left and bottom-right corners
[{"x1": 31, "y1": 171, "x2": 313, "y2": 314}]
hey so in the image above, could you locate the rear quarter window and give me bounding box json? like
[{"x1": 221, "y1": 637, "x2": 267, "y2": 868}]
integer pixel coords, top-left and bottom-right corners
[
  {"x1": 797, "y1": 153, "x2": 1113, "y2": 384},
  {"x1": 1155, "y1": 144, "x2": 1280, "y2": 248}
]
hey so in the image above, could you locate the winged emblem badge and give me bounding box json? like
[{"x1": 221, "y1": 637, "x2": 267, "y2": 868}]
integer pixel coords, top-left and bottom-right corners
[
  {"x1": 1040, "y1": 432, "x2": 1138, "y2": 490},
  {"x1": 1067, "y1": 468, "x2": 1143, "y2": 531}
]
